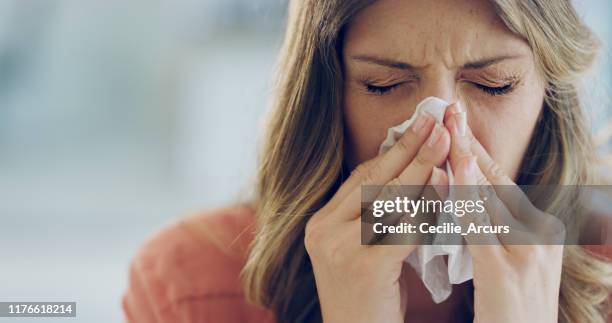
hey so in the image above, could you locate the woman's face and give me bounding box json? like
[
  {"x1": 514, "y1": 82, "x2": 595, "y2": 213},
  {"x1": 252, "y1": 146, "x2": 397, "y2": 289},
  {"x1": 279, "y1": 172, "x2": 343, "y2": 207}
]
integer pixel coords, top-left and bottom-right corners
[{"x1": 342, "y1": 0, "x2": 545, "y2": 180}]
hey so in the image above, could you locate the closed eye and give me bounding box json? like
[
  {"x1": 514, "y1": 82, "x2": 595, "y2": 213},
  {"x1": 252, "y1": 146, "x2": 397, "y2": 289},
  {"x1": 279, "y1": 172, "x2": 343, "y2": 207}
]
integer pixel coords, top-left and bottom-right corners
[
  {"x1": 365, "y1": 83, "x2": 403, "y2": 95},
  {"x1": 473, "y1": 83, "x2": 514, "y2": 96}
]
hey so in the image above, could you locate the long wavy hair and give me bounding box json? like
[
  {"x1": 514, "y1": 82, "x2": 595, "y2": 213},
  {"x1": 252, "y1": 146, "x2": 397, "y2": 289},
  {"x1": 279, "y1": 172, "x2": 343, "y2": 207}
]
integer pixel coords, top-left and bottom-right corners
[{"x1": 242, "y1": 1, "x2": 612, "y2": 322}]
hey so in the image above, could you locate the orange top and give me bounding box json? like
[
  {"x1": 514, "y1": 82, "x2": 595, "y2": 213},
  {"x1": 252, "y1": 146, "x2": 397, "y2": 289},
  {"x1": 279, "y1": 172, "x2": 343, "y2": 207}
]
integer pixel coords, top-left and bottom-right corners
[
  {"x1": 121, "y1": 205, "x2": 274, "y2": 323},
  {"x1": 122, "y1": 205, "x2": 612, "y2": 323}
]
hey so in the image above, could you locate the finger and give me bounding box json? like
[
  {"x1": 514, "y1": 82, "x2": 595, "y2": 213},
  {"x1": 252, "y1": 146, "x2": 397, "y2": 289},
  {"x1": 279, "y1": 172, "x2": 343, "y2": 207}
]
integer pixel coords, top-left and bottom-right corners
[
  {"x1": 465, "y1": 126, "x2": 514, "y2": 186},
  {"x1": 360, "y1": 182, "x2": 412, "y2": 245},
  {"x1": 311, "y1": 218, "x2": 369, "y2": 268},
  {"x1": 478, "y1": 186, "x2": 527, "y2": 245},
  {"x1": 431, "y1": 166, "x2": 449, "y2": 200},
  {"x1": 378, "y1": 169, "x2": 448, "y2": 245},
  {"x1": 443, "y1": 103, "x2": 490, "y2": 186},
  {"x1": 485, "y1": 195, "x2": 565, "y2": 247},
  {"x1": 485, "y1": 186, "x2": 566, "y2": 246},
  {"x1": 363, "y1": 166, "x2": 449, "y2": 245},
  {"x1": 396, "y1": 123, "x2": 451, "y2": 185},
  {"x1": 465, "y1": 127, "x2": 541, "y2": 222},
  {"x1": 444, "y1": 106, "x2": 516, "y2": 215},
  {"x1": 445, "y1": 103, "x2": 471, "y2": 174},
  {"x1": 444, "y1": 116, "x2": 522, "y2": 245},
  {"x1": 443, "y1": 101, "x2": 461, "y2": 124},
  {"x1": 399, "y1": 264, "x2": 411, "y2": 314},
  {"x1": 444, "y1": 107, "x2": 496, "y2": 247},
  {"x1": 464, "y1": 127, "x2": 565, "y2": 245},
  {"x1": 452, "y1": 155, "x2": 506, "y2": 257},
  {"x1": 324, "y1": 111, "x2": 437, "y2": 216},
  {"x1": 342, "y1": 120, "x2": 451, "y2": 224}
]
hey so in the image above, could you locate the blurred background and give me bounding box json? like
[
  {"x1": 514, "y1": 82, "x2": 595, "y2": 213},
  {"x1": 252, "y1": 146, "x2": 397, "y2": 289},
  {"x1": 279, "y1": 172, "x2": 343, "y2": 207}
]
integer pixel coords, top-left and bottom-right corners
[{"x1": 0, "y1": 0, "x2": 610, "y2": 322}]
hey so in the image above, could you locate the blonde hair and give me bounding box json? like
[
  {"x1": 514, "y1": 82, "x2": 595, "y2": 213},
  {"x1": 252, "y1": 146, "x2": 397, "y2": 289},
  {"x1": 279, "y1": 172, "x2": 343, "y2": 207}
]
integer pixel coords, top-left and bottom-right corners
[{"x1": 242, "y1": 1, "x2": 612, "y2": 322}]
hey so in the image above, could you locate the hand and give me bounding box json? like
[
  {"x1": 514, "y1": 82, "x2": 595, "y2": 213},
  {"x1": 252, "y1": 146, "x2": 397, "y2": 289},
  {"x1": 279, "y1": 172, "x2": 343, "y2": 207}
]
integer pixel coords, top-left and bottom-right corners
[
  {"x1": 305, "y1": 110, "x2": 450, "y2": 323},
  {"x1": 443, "y1": 105, "x2": 564, "y2": 323}
]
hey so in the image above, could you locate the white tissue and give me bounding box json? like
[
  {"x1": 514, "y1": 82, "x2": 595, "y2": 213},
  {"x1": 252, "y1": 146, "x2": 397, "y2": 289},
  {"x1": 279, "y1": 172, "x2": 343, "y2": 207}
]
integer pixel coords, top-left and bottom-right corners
[{"x1": 378, "y1": 96, "x2": 473, "y2": 304}]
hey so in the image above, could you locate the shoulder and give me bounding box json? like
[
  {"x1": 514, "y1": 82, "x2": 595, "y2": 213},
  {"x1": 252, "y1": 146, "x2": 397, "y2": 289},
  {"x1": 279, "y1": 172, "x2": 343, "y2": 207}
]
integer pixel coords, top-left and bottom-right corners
[
  {"x1": 582, "y1": 210, "x2": 612, "y2": 260},
  {"x1": 122, "y1": 204, "x2": 275, "y2": 323},
  {"x1": 583, "y1": 245, "x2": 612, "y2": 260}
]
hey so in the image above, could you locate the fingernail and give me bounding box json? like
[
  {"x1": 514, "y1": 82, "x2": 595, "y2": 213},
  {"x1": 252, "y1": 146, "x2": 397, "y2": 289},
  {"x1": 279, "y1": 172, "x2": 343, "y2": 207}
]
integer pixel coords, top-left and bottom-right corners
[
  {"x1": 427, "y1": 123, "x2": 442, "y2": 147},
  {"x1": 412, "y1": 112, "x2": 429, "y2": 134},
  {"x1": 454, "y1": 112, "x2": 466, "y2": 136}
]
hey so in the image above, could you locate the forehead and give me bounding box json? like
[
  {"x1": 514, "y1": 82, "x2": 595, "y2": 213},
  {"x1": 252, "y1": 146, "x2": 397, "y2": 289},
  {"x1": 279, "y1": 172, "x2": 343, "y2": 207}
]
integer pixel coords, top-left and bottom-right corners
[{"x1": 344, "y1": 0, "x2": 531, "y2": 67}]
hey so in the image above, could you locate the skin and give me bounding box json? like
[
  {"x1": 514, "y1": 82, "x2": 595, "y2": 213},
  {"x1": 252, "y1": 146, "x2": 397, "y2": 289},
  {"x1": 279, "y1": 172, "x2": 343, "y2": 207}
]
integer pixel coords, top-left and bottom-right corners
[
  {"x1": 342, "y1": 0, "x2": 544, "y2": 178},
  {"x1": 305, "y1": 0, "x2": 563, "y2": 322}
]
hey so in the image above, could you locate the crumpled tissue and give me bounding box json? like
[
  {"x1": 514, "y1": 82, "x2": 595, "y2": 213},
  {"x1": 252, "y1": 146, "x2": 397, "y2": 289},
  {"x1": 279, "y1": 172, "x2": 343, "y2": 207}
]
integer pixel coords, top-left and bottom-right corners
[{"x1": 378, "y1": 96, "x2": 473, "y2": 304}]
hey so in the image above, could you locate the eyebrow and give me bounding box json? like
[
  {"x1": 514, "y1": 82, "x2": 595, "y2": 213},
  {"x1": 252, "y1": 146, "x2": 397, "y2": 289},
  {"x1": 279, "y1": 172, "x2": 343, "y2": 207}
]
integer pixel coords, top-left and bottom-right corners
[
  {"x1": 350, "y1": 55, "x2": 413, "y2": 70},
  {"x1": 349, "y1": 54, "x2": 523, "y2": 70},
  {"x1": 462, "y1": 55, "x2": 522, "y2": 69}
]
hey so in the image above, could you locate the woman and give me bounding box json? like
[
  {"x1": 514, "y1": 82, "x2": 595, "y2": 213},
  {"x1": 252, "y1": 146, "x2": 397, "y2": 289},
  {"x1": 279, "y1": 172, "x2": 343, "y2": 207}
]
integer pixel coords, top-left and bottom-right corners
[{"x1": 122, "y1": 0, "x2": 612, "y2": 322}]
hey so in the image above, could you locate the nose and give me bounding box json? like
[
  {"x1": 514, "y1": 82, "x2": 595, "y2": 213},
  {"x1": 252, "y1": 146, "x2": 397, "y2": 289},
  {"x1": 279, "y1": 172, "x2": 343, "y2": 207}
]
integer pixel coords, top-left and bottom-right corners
[
  {"x1": 415, "y1": 73, "x2": 474, "y2": 134},
  {"x1": 416, "y1": 72, "x2": 459, "y2": 105}
]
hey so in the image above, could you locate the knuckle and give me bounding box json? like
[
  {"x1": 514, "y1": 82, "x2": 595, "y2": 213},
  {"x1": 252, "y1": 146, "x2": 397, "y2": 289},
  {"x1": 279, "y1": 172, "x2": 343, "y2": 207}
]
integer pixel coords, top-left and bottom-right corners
[
  {"x1": 457, "y1": 145, "x2": 472, "y2": 159},
  {"x1": 363, "y1": 163, "x2": 384, "y2": 185},
  {"x1": 484, "y1": 160, "x2": 505, "y2": 181},
  {"x1": 453, "y1": 134, "x2": 472, "y2": 156},
  {"x1": 351, "y1": 161, "x2": 371, "y2": 177},
  {"x1": 304, "y1": 219, "x2": 323, "y2": 254},
  {"x1": 476, "y1": 175, "x2": 490, "y2": 186},
  {"x1": 413, "y1": 148, "x2": 433, "y2": 168},
  {"x1": 544, "y1": 216, "x2": 567, "y2": 242},
  {"x1": 516, "y1": 245, "x2": 544, "y2": 262},
  {"x1": 395, "y1": 131, "x2": 416, "y2": 152}
]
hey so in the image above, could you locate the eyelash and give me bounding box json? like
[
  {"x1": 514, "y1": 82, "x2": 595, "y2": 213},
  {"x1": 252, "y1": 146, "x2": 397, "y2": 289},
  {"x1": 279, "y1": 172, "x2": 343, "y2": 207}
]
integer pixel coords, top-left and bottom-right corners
[
  {"x1": 363, "y1": 82, "x2": 515, "y2": 96},
  {"x1": 473, "y1": 83, "x2": 514, "y2": 96},
  {"x1": 365, "y1": 83, "x2": 403, "y2": 95}
]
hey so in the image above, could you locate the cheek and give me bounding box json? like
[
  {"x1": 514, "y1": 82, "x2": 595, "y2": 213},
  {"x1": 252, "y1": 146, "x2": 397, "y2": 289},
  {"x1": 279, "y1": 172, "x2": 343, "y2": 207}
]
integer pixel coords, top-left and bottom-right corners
[
  {"x1": 343, "y1": 92, "x2": 416, "y2": 168},
  {"x1": 343, "y1": 99, "x2": 386, "y2": 169},
  {"x1": 469, "y1": 93, "x2": 543, "y2": 180}
]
